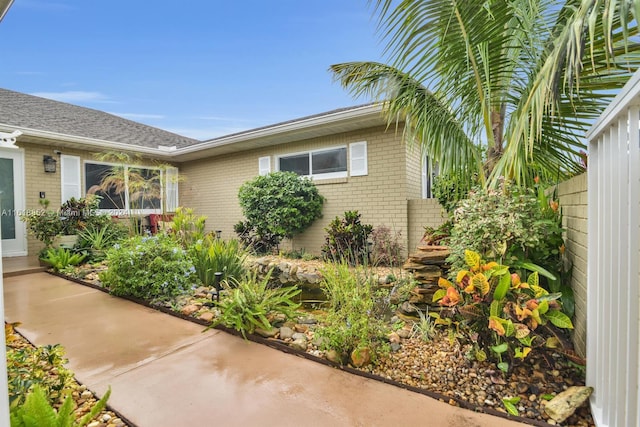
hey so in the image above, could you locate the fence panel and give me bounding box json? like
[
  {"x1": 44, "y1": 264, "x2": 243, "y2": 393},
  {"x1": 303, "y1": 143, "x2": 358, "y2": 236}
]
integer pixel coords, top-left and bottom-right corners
[{"x1": 587, "y1": 72, "x2": 640, "y2": 427}]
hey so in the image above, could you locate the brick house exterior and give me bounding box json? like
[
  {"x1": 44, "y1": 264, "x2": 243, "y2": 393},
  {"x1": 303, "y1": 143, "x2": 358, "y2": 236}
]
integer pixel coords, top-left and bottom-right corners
[{"x1": 0, "y1": 88, "x2": 446, "y2": 257}]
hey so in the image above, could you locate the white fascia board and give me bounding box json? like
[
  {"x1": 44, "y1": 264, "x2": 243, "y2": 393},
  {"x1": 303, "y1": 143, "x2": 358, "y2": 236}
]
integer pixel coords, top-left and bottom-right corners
[{"x1": 173, "y1": 103, "x2": 385, "y2": 157}]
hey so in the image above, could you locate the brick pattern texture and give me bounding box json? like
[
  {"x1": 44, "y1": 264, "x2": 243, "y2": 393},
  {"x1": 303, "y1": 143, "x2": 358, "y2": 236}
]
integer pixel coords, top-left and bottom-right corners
[
  {"x1": 557, "y1": 173, "x2": 588, "y2": 357},
  {"x1": 179, "y1": 125, "x2": 439, "y2": 257}
]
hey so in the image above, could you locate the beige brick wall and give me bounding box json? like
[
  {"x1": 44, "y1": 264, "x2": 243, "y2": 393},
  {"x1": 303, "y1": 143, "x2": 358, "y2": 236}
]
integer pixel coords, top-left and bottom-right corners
[
  {"x1": 407, "y1": 199, "x2": 448, "y2": 251},
  {"x1": 557, "y1": 173, "x2": 588, "y2": 357},
  {"x1": 179, "y1": 125, "x2": 415, "y2": 256},
  {"x1": 16, "y1": 141, "x2": 167, "y2": 255}
]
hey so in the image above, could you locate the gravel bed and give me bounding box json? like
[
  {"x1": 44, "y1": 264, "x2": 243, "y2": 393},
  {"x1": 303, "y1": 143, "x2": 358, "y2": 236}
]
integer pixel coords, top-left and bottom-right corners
[{"x1": 361, "y1": 330, "x2": 594, "y2": 426}]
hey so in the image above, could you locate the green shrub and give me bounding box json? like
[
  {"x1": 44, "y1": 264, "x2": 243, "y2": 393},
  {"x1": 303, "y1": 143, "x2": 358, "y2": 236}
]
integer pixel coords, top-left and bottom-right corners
[
  {"x1": 432, "y1": 250, "x2": 573, "y2": 371},
  {"x1": 448, "y1": 185, "x2": 564, "y2": 275},
  {"x1": 235, "y1": 172, "x2": 324, "y2": 254},
  {"x1": 214, "y1": 270, "x2": 301, "y2": 337},
  {"x1": 191, "y1": 236, "x2": 247, "y2": 286},
  {"x1": 40, "y1": 248, "x2": 86, "y2": 272},
  {"x1": 315, "y1": 263, "x2": 387, "y2": 360},
  {"x1": 432, "y1": 172, "x2": 476, "y2": 214},
  {"x1": 321, "y1": 211, "x2": 373, "y2": 265},
  {"x1": 100, "y1": 234, "x2": 197, "y2": 301},
  {"x1": 370, "y1": 225, "x2": 403, "y2": 267}
]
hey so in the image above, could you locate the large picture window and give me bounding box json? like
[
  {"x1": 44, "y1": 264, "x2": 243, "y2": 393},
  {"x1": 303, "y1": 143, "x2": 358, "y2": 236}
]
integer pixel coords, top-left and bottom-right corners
[
  {"x1": 278, "y1": 146, "x2": 347, "y2": 179},
  {"x1": 85, "y1": 162, "x2": 176, "y2": 214}
]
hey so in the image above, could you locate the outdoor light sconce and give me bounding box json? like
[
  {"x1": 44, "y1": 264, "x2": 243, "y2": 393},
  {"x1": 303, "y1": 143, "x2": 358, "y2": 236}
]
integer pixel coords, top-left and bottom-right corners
[
  {"x1": 210, "y1": 272, "x2": 223, "y2": 302},
  {"x1": 43, "y1": 155, "x2": 57, "y2": 173},
  {"x1": 215, "y1": 230, "x2": 222, "y2": 239}
]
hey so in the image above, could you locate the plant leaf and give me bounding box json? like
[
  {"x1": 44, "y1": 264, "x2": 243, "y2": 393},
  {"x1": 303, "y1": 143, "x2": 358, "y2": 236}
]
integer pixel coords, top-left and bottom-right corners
[
  {"x1": 464, "y1": 250, "x2": 481, "y2": 270},
  {"x1": 546, "y1": 310, "x2": 574, "y2": 329},
  {"x1": 493, "y1": 273, "x2": 511, "y2": 301}
]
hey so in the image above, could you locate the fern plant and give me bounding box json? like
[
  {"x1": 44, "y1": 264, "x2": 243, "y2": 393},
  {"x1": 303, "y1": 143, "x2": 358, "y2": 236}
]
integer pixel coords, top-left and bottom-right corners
[{"x1": 10, "y1": 385, "x2": 111, "y2": 427}]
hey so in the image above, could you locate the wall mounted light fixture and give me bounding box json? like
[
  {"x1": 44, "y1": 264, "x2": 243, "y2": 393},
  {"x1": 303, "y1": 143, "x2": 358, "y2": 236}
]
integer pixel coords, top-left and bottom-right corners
[{"x1": 43, "y1": 155, "x2": 57, "y2": 173}]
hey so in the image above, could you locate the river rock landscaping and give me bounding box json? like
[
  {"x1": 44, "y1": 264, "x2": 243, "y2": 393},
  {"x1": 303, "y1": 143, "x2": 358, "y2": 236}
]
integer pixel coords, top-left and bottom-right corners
[{"x1": 58, "y1": 252, "x2": 593, "y2": 427}]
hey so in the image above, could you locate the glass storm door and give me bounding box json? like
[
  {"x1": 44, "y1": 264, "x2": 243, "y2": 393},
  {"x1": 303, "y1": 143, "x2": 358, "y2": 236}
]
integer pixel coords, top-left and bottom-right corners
[{"x1": 0, "y1": 149, "x2": 26, "y2": 256}]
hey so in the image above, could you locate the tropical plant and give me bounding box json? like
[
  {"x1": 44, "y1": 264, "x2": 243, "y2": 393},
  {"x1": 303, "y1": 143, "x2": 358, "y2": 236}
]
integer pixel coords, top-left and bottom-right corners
[
  {"x1": 58, "y1": 196, "x2": 101, "y2": 235},
  {"x1": 331, "y1": 0, "x2": 640, "y2": 188},
  {"x1": 78, "y1": 221, "x2": 128, "y2": 260},
  {"x1": 447, "y1": 183, "x2": 565, "y2": 281},
  {"x1": 315, "y1": 263, "x2": 388, "y2": 362},
  {"x1": 10, "y1": 385, "x2": 111, "y2": 427},
  {"x1": 191, "y1": 236, "x2": 247, "y2": 286},
  {"x1": 40, "y1": 248, "x2": 86, "y2": 272},
  {"x1": 100, "y1": 234, "x2": 197, "y2": 301},
  {"x1": 213, "y1": 270, "x2": 301, "y2": 338},
  {"x1": 169, "y1": 206, "x2": 207, "y2": 248},
  {"x1": 321, "y1": 211, "x2": 373, "y2": 265},
  {"x1": 235, "y1": 171, "x2": 324, "y2": 254},
  {"x1": 433, "y1": 250, "x2": 574, "y2": 372}
]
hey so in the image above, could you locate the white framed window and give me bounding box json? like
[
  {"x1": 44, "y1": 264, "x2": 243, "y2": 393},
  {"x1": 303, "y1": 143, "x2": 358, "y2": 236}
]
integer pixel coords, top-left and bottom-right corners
[
  {"x1": 276, "y1": 145, "x2": 349, "y2": 180},
  {"x1": 84, "y1": 161, "x2": 169, "y2": 215},
  {"x1": 60, "y1": 155, "x2": 81, "y2": 204}
]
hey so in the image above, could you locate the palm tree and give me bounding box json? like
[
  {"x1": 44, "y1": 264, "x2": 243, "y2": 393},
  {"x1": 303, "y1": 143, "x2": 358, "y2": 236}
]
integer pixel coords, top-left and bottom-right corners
[{"x1": 331, "y1": 0, "x2": 640, "y2": 187}]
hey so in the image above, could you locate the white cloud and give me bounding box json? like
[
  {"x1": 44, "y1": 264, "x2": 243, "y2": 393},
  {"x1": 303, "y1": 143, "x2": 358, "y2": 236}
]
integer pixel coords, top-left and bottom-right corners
[
  {"x1": 194, "y1": 115, "x2": 252, "y2": 122},
  {"x1": 30, "y1": 91, "x2": 109, "y2": 103},
  {"x1": 109, "y1": 112, "x2": 166, "y2": 120}
]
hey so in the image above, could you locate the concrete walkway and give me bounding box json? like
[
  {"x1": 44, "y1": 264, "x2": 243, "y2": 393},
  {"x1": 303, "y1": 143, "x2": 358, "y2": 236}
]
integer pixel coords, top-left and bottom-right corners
[{"x1": 3, "y1": 272, "x2": 527, "y2": 427}]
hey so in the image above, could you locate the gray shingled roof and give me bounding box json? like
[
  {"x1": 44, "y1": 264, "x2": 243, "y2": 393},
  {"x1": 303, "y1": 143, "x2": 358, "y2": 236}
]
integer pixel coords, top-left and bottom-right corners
[{"x1": 0, "y1": 88, "x2": 199, "y2": 149}]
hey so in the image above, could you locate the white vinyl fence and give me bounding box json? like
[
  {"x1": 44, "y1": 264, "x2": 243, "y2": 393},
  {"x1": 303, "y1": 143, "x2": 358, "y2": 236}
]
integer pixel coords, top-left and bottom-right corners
[{"x1": 586, "y1": 70, "x2": 640, "y2": 427}]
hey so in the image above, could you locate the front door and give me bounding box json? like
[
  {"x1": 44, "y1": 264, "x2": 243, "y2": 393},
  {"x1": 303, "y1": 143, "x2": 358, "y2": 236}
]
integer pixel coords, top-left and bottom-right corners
[{"x1": 0, "y1": 148, "x2": 26, "y2": 256}]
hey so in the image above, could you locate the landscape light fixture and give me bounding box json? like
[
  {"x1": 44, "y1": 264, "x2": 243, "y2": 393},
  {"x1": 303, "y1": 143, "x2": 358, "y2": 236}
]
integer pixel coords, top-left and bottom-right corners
[
  {"x1": 215, "y1": 230, "x2": 222, "y2": 239},
  {"x1": 211, "y1": 272, "x2": 223, "y2": 302},
  {"x1": 43, "y1": 155, "x2": 57, "y2": 173}
]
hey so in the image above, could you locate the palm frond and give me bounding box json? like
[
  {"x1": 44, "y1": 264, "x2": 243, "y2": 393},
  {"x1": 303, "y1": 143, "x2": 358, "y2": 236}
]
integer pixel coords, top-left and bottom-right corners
[{"x1": 330, "y1": 61, "x2": 484, "y2": 180}]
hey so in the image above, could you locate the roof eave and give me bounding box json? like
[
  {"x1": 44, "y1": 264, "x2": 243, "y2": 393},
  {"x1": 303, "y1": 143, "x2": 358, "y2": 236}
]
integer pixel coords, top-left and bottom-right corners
[
  {"x1": 171, "y1": 103, "x2": 389, "y2": 162},
  {"x1": 0, "y1": 124, "x2": 175, "y2": 159}
]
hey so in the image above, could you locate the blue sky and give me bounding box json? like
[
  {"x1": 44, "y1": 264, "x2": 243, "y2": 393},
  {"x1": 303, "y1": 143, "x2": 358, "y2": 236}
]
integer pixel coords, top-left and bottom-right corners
[{"x1": 0, "y1": 1, "x2": 387, "y2": 140}]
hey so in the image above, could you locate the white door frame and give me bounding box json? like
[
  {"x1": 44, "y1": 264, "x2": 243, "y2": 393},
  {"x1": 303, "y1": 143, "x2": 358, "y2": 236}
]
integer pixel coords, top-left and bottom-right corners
[{"x1": 0, "y1": 147, "x2": 27, "y2": 256}]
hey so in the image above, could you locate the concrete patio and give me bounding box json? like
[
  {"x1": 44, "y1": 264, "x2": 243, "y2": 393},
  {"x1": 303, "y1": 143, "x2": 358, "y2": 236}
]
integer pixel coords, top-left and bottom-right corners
[{"x1": 3, "y1": 270, "x2": 526, "y2": 427}]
